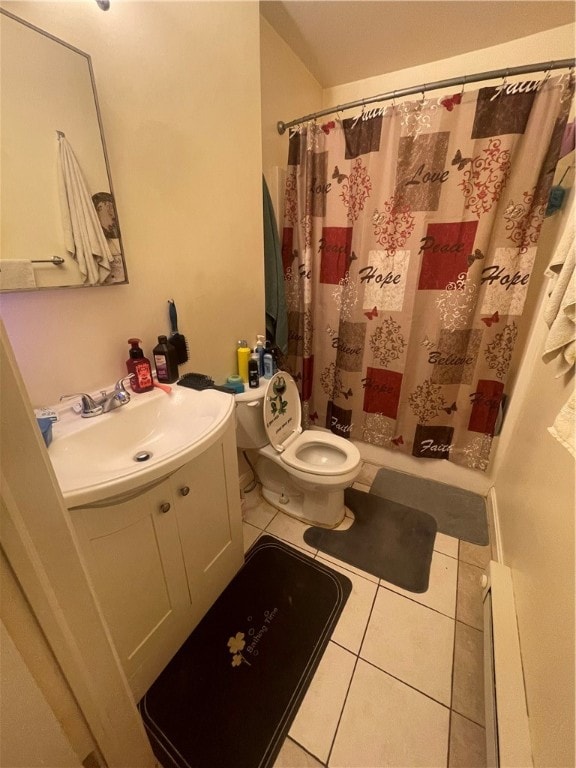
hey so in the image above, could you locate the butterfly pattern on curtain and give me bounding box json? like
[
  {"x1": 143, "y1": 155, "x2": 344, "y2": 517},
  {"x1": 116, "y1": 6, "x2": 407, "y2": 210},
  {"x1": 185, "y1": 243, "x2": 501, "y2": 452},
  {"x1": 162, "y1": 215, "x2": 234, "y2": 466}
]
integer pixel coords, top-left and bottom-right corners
[{"x1": 280, "y1": 75, "x2": 574, "y2": 471}]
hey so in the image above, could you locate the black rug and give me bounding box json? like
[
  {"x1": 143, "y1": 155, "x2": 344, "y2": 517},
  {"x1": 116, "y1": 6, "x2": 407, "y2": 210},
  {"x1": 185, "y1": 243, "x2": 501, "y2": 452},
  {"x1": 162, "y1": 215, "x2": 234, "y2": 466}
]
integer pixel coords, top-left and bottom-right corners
[
  {"x1": 138, "y1": 535, "x2": 351, "y2": 768},
  {"x1": 370, "y1": 467, "x2": 489, "y2": 545},
  {"x1": 304, "y1": 488, "x2": 437, "y2": 593}
]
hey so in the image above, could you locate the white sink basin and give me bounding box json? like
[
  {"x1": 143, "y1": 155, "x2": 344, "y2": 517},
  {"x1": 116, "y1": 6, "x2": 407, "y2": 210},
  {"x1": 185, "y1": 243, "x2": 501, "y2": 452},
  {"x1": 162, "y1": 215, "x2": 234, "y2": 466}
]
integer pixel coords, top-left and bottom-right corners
[{"x1": 48, "y1": 385, "x2": 235, "y2": 508}]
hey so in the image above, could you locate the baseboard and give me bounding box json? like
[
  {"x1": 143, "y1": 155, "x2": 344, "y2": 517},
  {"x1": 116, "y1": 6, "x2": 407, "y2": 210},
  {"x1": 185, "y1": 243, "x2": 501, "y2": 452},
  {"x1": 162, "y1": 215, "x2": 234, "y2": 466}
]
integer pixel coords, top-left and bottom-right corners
[
  {"x1": 483, "y1": 561, "x2": 533, "y2": 767},
  {"x1": 487, "y1": 486, "x2": 503, "y2": 563}
]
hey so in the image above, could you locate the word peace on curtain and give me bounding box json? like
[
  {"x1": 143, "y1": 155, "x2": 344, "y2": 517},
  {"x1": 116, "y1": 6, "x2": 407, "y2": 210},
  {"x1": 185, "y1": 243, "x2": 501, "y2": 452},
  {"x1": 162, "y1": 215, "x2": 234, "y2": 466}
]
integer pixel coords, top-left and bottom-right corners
[{"x1": 281, "y1": 75, "x2": 574, "y2": 471}]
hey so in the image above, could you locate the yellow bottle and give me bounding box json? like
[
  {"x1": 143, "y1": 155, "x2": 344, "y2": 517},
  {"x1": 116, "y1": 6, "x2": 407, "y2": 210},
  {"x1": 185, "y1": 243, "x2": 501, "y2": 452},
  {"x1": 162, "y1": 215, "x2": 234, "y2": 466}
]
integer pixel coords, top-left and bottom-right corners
[{"x1": 237, "y1": 340, "x2": 250, "y2": 383}]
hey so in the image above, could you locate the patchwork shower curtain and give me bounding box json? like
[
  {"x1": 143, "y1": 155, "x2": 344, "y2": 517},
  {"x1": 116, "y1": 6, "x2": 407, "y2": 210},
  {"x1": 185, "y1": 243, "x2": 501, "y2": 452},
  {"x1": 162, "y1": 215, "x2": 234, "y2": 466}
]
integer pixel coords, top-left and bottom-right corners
[{"x1": 281, "y1": 74, "x2": 573, "y2": 471}]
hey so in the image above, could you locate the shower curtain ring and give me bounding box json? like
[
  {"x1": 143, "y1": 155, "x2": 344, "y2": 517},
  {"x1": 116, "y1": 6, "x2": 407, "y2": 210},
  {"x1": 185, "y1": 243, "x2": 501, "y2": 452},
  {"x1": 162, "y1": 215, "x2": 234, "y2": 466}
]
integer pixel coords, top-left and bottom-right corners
[
  {"x1": 460, "y1": 75, "x2": 467, "y2": 95},
  {"x1": 421, "y1": 85, "x2": 427, "y2": 103}
]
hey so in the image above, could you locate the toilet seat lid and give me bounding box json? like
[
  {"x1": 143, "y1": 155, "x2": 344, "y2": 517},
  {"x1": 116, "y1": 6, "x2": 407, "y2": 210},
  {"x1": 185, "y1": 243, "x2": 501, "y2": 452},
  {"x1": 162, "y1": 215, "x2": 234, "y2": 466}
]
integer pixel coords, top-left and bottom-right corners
[{"x1": 263, "y1": 372, "x2": 302, "y2": 451}]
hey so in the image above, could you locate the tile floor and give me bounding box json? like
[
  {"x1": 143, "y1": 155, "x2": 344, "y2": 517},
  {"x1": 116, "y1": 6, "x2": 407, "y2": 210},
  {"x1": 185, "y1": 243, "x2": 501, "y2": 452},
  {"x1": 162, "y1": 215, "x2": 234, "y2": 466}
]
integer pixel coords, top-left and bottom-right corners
[{"x1": 241, "y1": 465, "x2": 491, "y2": 768}]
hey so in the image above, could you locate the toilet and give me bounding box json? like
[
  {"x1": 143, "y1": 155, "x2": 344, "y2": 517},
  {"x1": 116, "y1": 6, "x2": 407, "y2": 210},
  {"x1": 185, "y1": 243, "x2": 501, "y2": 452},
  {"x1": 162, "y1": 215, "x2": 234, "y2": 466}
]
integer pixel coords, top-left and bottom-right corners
[{"x1": 235, "y1": 371, "x2": 361, "y2": 527}]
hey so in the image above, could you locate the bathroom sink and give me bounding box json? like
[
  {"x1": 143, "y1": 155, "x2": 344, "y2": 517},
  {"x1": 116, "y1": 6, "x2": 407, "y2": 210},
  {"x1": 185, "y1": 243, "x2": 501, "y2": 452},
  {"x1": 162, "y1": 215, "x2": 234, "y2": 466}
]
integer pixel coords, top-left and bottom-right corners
[{"x1": 48, "y1": 385, "x2": 235, "y2": 508}]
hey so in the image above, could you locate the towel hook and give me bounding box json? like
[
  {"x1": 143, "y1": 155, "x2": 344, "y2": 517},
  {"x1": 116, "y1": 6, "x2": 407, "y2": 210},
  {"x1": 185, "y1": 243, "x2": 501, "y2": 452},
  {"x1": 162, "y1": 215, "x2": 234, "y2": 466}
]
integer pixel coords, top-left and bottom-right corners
[
  {"x1": 542, "y1": 62, "x2": 554, "y2": 86},
  {"x1": 56, "y1": 130, "x2": 65, "y2": 139},
  {"x1": 557, "y1": 165, "x2": 574, "y2": 186}
]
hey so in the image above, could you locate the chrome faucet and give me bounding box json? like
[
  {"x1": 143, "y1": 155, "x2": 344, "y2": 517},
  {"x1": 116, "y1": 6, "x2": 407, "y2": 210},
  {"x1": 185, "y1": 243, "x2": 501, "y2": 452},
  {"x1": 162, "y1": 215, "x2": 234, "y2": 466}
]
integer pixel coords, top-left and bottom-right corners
[{"x1": 60, "y1": 375, "x2": 134, "y2": 418}]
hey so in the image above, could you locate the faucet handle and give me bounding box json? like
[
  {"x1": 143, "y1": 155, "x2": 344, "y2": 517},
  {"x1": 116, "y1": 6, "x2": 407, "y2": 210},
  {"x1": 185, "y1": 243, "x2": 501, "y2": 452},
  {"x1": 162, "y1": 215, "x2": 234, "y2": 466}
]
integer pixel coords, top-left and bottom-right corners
[
  {"x1": 59, "y1": 393, "x2": 103, "y2": 418},
  {"x1": 115, "y1": 373, "x2": 134, "y2": 392}
]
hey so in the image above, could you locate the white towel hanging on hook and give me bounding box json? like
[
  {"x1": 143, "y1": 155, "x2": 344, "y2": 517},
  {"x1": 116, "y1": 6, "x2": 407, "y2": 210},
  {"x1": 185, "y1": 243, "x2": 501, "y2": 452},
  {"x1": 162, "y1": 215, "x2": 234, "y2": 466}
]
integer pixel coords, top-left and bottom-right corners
[
  {"x1": 57, "y1": 132, "x2": 113, "y2": 285},
  {"x1": 542, "y1": 209, "x2": 575, "y2": 375}
]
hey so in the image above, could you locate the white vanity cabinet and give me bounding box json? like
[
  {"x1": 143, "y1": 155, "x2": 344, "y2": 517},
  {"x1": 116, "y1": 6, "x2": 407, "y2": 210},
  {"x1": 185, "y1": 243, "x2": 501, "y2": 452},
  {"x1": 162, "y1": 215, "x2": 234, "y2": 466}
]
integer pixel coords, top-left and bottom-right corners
[{"x1": 69, "y1": 420, "x2": 244, "y2": 701}]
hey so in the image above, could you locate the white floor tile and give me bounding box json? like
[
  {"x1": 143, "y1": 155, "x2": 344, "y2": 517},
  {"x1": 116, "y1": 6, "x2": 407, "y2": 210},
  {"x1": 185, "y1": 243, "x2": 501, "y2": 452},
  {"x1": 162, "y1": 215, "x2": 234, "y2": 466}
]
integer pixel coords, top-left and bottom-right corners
[
  {"x1": 333, "y1": 508, "x2": 355, "y2": 530},
  {"x1": 382, "y1": 549, "x2": 458, "y2": 618},
  {"x1": 274, "y1": 738, "x2": 324, "y2": 767},
  {"x1": 289, "y1": 641, "x2": 356, "y2": 764},
  {"x1": 352, "y1": 481, "x2": 371, "y2": 493},
  {"x1": 329, "y1": 659, "x2": 450, "y2": 767},
  {"x1": 434, "y1": 531, "x2": 459, "y2": 558},
  {"x1": 242, "y1": 522, "x2": 261, "y2": 553},
  {"x1": 316, "y1": 556, "x2": 378, "y2": 654},
  {"x1": 314, "y1": 550, "x2": 380, "y2": 585},
  {"x1": 242, "y1": 492, "x2": 278, "y2": 529},
  {"x1": 265, "y1": 512, "x2": 317, "y2": 554},
  {"x1": 361, "y1": 587, "x2": 455, "y2": 706}
]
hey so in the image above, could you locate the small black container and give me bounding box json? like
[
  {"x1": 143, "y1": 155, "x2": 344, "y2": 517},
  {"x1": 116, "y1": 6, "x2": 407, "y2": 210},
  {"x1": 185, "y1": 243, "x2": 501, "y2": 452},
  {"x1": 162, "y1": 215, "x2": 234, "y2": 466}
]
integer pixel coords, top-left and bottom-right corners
[
  {"x1": 248, "y1": 355, "x2": 260, "y2": 389},
  {"x1": 153, "y1": 335, "x2": 179, "y2": 383}
]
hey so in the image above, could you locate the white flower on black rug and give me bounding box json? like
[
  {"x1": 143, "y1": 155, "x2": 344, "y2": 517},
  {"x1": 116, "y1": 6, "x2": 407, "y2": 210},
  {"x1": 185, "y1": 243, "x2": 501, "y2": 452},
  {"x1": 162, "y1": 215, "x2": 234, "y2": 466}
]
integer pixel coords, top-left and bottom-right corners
[{"x1": 227, "y1": 632, "x2": 251, "y2": 668}]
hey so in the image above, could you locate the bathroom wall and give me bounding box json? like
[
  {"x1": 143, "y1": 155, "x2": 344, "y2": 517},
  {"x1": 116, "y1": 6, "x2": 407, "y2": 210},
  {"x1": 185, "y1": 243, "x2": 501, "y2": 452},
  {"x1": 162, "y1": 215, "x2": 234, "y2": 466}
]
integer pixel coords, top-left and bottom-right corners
[
  {"x1": 492, "y1": 194, "x2": 574, "y2": 767},
  {"x1": 260, "y1": 15, "x2": 322, "y2": 214},
  {"x1": 0, "y1": 0, "x2": 264, "y2": 406},
  {"x1": 0, "y1": 621, "x2": 81, "y2": 767}
]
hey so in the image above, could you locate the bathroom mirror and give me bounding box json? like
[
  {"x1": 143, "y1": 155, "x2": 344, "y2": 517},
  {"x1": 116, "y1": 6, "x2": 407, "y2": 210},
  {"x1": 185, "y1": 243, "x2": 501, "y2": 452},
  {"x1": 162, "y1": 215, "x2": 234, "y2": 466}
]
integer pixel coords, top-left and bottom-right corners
[{"x1": 0, "y1": 9, "x2": 128, "y2": 291}]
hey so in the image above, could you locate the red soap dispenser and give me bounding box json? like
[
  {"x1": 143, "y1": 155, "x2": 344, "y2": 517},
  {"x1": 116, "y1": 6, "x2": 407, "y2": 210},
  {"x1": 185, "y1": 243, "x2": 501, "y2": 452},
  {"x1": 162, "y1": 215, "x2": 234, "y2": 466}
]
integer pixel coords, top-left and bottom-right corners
[{"x1": 126, "y1": 338, "x2": 154, "y2": 393}]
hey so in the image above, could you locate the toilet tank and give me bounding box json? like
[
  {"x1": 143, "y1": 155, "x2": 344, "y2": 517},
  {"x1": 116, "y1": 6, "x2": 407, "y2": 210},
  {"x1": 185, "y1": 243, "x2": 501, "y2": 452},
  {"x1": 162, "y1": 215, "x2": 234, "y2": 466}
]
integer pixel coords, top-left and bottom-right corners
[{"x1": 234, "y1": 381, "x2": 269, "y2": 449}]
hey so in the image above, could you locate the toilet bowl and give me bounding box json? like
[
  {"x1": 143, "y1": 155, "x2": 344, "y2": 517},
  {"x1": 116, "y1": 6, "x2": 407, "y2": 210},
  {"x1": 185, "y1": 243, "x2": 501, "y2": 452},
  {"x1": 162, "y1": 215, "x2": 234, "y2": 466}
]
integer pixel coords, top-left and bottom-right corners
[{"x1": 235, "y1": 372, "x2": 361, "y2": 527}]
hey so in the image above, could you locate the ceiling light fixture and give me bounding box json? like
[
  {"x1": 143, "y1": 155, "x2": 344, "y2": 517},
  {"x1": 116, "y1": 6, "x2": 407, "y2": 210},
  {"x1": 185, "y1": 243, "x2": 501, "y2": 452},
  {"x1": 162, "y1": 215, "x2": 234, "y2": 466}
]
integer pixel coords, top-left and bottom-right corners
[{"x1": 95, "y1": 0, "x2": 110, "y2": 10}]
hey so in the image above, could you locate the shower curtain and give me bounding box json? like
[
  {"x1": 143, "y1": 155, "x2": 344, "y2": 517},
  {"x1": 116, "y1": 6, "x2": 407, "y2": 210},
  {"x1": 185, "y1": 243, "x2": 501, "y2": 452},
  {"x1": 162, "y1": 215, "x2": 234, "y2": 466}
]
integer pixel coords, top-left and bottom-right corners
[{"x1": 281, "y1": 74, "x2": 574, "y2": 471}]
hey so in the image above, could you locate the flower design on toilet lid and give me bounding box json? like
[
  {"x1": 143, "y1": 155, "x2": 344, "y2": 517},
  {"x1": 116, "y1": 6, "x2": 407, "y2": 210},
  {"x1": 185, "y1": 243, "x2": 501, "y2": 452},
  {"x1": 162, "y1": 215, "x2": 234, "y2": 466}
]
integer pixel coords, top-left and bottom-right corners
[{"x1": 263, "y1": 372, "x2": 302, "y2": 451}]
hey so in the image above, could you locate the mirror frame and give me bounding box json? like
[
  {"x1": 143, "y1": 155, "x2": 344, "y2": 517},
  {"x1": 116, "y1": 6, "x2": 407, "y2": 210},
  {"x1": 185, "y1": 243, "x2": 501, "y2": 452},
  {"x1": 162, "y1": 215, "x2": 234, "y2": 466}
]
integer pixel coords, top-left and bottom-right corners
[{"x1": 0, "y1": 8, "x2": 129, "y2": 292}]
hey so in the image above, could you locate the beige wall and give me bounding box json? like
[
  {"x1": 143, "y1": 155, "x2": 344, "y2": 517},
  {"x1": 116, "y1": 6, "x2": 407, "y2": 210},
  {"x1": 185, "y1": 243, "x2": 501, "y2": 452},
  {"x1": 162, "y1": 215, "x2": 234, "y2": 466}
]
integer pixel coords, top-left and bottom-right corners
[
  {"x1": 322, "y1": 24, "x2": 575, "y2": 110},
  {"x1": 493, "y1": 193, "x2": 575, "y2": 768},
  {"x1": 260, "y1": 15, "x2": 322, "y2": 212},
  {"x1": 0, "y1": 621, "x2": 81, "y2": 767},
  {"x1": 0, "y1": 0, "x2": 264, "y2": 406},
  {"x1": 0, "y1": 549, "x2": 95, "y2": 762}
]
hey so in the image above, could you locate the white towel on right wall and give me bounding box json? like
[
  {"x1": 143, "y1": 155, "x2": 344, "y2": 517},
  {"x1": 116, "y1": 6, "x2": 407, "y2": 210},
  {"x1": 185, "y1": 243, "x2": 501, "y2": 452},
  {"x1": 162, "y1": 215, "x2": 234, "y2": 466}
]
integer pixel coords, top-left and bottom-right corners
[
  {"x1": 548, "y1": 392, "x2": 575, "y2": 458},
  {"x1": 542, "y1": 208, "x2": 575, "y2": 459},
  {"x1": 542, "y1": 216, "x2": 575, "y2": 375}
]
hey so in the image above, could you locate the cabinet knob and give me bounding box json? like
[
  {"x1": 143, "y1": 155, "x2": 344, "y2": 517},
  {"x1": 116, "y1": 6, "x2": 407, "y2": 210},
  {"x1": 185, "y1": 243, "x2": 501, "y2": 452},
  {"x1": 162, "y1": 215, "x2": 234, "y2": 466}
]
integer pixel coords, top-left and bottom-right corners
[
  {"x1": 179, "y1": 486, "x2": 190, "y2": 497},
  {"x1": 159, "y1": 502, "x2": 171, "y2": 514}
]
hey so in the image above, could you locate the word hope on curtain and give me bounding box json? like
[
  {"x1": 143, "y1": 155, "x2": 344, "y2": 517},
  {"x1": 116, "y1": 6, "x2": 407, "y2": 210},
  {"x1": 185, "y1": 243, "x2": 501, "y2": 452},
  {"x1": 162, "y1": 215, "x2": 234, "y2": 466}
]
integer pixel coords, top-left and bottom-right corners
[{"x1": 280, "y1": 74, "x2": 574, "y2": 471}]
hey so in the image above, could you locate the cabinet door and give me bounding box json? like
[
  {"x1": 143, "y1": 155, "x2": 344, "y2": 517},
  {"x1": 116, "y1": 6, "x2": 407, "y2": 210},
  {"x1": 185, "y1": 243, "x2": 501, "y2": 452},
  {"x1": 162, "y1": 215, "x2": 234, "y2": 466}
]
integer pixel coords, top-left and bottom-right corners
[
  {"x1": 71, "y1": 480, "x2": 192, "y2": 700},
  {"x1": 172, "y1": 428, "x2": 243, "y2": 622}
]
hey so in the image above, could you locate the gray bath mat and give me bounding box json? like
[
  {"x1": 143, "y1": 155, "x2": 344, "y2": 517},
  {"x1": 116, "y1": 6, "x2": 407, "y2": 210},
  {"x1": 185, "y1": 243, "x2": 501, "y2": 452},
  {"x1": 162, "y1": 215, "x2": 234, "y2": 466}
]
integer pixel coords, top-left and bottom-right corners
[
  {"x1": 303, "y1": 488, "x2": 437, "y2": 593},
  {"x1": 370, "y1": 467, "x2": 488, "y2": 545}
]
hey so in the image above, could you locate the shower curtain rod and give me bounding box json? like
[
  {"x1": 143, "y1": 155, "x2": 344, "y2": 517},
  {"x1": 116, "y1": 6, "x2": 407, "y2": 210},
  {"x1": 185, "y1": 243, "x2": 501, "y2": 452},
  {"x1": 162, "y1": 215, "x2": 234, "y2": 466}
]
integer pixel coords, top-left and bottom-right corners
[{"x1": 276, "y1": 58, "x2": 575, "y2": 135}]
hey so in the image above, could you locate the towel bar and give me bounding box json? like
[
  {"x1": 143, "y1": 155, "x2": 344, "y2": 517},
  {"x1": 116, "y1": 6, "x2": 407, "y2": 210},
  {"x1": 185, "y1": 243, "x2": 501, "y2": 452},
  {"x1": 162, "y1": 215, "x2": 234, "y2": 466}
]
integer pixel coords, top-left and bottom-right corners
[{"x1": 31, "y1": 257, "x2": 65, "y2": 265}]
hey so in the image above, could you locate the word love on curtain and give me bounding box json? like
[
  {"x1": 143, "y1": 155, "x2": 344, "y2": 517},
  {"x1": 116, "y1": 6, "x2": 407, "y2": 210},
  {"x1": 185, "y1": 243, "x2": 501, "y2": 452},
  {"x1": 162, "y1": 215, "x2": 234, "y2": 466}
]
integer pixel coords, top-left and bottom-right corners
[{"x1": 281, "y1": 75, "x2": 573, "y2": 471}]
